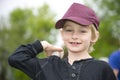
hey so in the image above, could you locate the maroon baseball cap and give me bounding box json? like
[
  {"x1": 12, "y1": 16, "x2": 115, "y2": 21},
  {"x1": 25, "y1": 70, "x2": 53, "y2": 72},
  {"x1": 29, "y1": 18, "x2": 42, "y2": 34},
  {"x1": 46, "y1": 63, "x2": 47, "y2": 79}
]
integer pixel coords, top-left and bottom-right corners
[{"x1": 55, "y1": 3, "x2": 100, "y2": 30}]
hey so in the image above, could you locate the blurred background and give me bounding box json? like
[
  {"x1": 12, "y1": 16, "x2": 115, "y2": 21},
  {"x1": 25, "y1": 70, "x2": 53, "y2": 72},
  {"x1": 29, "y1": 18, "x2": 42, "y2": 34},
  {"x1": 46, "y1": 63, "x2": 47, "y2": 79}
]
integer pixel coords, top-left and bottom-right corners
[{"x1": 0, "y1": 0, "x2": 120, "y2": 80}]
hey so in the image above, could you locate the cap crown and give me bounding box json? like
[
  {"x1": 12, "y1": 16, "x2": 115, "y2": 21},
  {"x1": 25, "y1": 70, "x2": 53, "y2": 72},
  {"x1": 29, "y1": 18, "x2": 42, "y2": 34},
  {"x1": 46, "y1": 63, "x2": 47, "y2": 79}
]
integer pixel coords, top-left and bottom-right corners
[{"x1": 55, "y1": 3, "x2": 99, "y2": 30}]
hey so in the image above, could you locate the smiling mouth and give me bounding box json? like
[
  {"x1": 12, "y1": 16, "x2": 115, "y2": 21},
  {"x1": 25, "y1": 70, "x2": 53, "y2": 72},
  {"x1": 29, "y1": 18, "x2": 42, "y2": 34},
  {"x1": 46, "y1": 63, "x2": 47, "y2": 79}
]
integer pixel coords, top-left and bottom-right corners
[{"x1": 70, "y1": 42, "x2": 81, "y2": 45}]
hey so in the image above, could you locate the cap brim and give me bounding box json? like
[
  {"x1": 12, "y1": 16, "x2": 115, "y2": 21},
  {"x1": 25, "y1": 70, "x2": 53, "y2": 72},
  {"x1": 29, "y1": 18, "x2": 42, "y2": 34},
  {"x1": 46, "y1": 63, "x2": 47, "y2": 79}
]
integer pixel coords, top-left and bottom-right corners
[{"x1": 55, "y1": 17, "x2": 92, "y2": 29}]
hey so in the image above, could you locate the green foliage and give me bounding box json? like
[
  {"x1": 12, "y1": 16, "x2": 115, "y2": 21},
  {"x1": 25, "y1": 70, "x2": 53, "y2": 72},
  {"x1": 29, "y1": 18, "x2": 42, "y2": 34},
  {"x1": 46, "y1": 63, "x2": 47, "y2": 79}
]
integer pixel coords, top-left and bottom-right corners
[
  {"x1": 88, "y1": 0, "x2": 120, "y2": 58},
  {"x1": 91, "y1": 20, "x2": 119, "y2": 58},
  {"x1": 93, "y1": 0, "x2": 120, "y2": 40},
  {"x1": 0, "y1": 3, "x2": 57, "y2": 80}
]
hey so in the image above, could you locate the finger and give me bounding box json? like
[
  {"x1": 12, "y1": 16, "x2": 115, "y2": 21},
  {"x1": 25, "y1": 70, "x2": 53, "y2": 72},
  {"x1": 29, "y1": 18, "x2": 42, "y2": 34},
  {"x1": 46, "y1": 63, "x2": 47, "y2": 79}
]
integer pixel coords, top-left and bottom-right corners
[
  {"x1": 45, "y1": 46, "x2": 63, "y2": 57},
  {"x1": 51, "y1": 46, "x2": 63, "y2": 52}
]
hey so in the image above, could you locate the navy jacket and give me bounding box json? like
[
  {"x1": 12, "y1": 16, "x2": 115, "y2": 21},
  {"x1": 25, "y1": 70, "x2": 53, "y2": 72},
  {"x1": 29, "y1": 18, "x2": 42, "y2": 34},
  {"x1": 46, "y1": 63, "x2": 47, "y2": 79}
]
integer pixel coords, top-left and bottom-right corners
[{"x1": 8, "y1": 40, "x2": 116, "y2": 80}]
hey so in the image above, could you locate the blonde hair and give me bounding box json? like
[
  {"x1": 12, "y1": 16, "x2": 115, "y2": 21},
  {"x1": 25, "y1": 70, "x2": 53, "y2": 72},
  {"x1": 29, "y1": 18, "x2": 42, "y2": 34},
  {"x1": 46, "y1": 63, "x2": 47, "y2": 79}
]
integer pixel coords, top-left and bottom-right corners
[{"x1": 88, "y1": 24, "x2": 99, "y2": 53}]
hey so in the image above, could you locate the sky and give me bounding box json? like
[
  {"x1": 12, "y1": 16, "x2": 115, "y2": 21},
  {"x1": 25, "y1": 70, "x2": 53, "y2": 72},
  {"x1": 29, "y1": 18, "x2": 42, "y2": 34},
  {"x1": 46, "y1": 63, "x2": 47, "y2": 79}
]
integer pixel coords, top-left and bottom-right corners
[{"x1": 0, "y1": 0, "x2": 85, "y2": 19}]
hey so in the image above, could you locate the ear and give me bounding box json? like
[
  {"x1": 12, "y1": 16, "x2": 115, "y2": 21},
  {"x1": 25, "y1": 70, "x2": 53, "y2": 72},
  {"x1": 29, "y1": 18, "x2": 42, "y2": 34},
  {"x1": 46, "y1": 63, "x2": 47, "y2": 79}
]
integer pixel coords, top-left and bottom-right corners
[
  {"x1": 60, "y1": 29, "x2": 64, "y2": 38},
  {"x1": 91, "y1": 31, "x2": 99, "y2": 43}
]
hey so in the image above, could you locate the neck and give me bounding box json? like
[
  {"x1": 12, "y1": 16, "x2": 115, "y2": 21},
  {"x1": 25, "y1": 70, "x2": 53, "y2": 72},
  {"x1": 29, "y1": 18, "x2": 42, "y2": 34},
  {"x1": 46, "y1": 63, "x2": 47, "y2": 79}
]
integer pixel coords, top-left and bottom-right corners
[{"x1": 68, "y1": 51, "x2": 92, "y2": 65}]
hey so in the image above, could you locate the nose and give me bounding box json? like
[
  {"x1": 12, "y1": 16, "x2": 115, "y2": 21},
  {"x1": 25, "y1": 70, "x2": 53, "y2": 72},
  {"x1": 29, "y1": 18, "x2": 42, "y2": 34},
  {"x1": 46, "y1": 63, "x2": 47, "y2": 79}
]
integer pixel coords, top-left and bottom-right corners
[{"x1": 72, "y1": 32, "x2": 79, "y2": 40}]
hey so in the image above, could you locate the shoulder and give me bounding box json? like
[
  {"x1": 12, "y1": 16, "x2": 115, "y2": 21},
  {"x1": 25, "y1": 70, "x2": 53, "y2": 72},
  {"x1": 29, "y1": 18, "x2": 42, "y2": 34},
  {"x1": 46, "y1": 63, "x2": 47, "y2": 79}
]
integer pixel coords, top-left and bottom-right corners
[
  {"x1": 83, "y1": 59, "x2": 114, "y2": 75},
  {"x1": 85, "y1": 59, "x2": 115, "y2": 74},
  {"x1": 92, "y1": 59, "x2": 107, "y2": 64},
  {"x1": 91, "y1": 60, "x2": 116, "y2": 80},
  {"x1": 89, "y1": 59, "x2": 111, "y2": 69}
]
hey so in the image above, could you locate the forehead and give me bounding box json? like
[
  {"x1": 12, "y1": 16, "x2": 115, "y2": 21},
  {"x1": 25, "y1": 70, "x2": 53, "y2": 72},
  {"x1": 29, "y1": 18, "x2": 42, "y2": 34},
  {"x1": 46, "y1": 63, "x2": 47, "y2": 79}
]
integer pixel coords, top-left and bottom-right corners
[{"x1": 63, "y1": 20, "x2": 90, "y2": 29}]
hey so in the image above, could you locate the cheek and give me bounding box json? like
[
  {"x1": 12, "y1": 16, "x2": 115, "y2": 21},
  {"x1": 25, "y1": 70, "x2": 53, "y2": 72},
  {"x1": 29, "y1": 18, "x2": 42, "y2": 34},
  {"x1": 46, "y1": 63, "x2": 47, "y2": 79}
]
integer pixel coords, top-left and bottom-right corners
[
  {"x1": 83, "y1": 35, "x2": 92, "y2": 42},
  {"x1": 62, "y1": 35, "x2": 68, "y2": 41},
  {"x1": 61, "y1": 33, "x2": 70, "y2": 43}
]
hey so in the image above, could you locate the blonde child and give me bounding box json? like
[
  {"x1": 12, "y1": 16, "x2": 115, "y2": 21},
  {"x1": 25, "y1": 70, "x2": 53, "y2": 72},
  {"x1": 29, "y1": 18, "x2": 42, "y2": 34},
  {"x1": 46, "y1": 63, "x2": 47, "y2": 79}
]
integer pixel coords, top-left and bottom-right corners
[{"x1": 8, "y1": 3, "x2": 116, "y2": 80}]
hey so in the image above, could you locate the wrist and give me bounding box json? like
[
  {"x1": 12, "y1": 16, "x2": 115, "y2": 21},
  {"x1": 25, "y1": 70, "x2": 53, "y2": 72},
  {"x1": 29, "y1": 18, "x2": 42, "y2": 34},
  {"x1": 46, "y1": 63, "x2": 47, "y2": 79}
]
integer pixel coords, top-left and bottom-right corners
[{"x1": 41, "y1": 41, "x2": 48, "y2": 50}]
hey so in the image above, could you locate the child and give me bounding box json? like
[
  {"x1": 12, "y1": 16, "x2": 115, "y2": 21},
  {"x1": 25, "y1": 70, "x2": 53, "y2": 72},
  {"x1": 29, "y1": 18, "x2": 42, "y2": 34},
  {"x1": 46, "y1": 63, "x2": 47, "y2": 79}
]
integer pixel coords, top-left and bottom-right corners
[{"x1": 8, "y1": 3, "x2": 116, "y2": 80}]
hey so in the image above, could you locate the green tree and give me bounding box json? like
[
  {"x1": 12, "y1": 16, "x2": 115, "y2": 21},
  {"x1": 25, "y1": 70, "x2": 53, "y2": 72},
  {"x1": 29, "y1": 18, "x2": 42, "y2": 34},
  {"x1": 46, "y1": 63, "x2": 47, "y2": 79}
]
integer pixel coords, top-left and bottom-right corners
[
  {"x1": 86, "y1": 0, "x2": 120, "y2": 58},
  {"x1": 0, "y1": 17, "x2": 14, "y2": 80},
  {"x1": 0, "y1": 3, "x2": 57, "y2": 80}
]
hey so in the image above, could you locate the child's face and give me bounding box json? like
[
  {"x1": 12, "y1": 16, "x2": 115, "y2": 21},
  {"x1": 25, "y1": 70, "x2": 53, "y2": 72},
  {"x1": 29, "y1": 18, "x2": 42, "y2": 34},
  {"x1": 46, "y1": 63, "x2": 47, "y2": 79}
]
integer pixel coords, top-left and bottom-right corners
[{"x1": 61, "y1": 20, "x2": 92, "y2": 53}]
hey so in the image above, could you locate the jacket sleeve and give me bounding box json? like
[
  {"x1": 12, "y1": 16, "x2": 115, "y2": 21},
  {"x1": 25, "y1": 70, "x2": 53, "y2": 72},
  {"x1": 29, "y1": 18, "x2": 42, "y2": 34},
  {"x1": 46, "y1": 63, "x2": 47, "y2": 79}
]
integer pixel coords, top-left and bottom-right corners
[{"x1": 8, "y1": 40, "x2": 45, "y2": 79}]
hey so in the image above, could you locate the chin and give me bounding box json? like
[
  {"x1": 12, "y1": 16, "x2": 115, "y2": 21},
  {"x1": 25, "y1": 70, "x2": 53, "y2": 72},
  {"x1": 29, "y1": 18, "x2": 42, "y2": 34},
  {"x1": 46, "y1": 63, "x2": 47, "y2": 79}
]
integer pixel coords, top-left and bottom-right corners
[
  {"x1": 68, "y1": 49, "x2": 82, "y2": 52},
  {"x1": 68, "y1": 47, "x2": 87, "y2": 52}
]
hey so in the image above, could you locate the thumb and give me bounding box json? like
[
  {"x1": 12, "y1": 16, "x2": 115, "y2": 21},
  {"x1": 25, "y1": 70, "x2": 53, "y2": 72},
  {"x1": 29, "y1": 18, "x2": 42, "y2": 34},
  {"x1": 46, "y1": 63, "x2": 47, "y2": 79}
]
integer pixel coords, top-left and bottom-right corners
[
  {"x1": 45, "y1": 45, "x2": 63, "y2": 57},
  {"x1": 51, "y1": 46, "x2": 63, "y2": 52}
]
